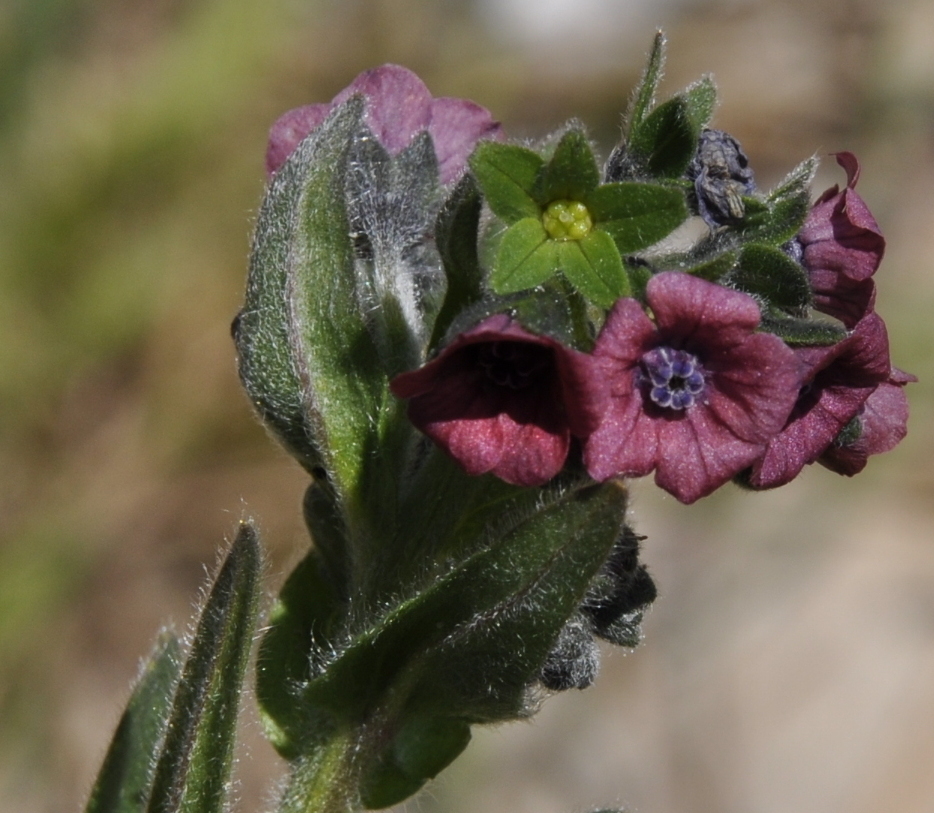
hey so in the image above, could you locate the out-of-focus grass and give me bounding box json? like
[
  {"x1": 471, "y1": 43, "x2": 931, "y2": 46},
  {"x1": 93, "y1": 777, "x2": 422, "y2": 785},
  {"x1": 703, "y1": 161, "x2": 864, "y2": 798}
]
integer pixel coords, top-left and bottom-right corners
[{"x1": 1, "y1": 1, "x2": 932, "y2": 812}]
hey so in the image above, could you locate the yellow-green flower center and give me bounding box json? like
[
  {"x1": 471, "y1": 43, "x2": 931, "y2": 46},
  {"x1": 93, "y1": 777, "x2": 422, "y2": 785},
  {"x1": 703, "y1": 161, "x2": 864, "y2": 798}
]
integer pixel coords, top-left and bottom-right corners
[{"x1": 542, "y1": 199, "x2": 593, "y2": 241}]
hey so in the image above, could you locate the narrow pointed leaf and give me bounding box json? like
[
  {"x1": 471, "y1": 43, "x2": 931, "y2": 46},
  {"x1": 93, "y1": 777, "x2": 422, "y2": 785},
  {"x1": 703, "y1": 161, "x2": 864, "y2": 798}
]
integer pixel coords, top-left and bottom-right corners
[
  {"x1": 559, "y1": 233, "x2": 629, "y2": 307},
  {"x1": 587, "y1": 182, "x2": 688, "y2": 253},
  {"x1": 624, "y1": 31, "x2": 666, "y2": 135},
  {"x1": 491, "y1": 218, "x2": 554, "y2": 293},
  {"x1": 84, "y1": 635, "x2": 182, "y2": 813},
  {"x1": 146, "y1": 524, "x2": 261, "y2": 813},
  {"x1": 469, "y1": 142, "x2": 544, "y2": 222}
]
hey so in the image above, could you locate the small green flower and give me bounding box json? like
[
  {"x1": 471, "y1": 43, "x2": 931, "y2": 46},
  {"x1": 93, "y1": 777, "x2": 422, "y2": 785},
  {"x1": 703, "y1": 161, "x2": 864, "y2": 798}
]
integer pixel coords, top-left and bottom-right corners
[{"x1": 469, "y1": 127, "x2": 688, "y2": 307}]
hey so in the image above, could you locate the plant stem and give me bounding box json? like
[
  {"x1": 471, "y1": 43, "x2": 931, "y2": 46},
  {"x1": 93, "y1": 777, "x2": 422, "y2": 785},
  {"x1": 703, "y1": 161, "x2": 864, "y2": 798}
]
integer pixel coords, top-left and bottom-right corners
[{"x1": 277, "y1": 731, "x2": 361, "y2": 813}]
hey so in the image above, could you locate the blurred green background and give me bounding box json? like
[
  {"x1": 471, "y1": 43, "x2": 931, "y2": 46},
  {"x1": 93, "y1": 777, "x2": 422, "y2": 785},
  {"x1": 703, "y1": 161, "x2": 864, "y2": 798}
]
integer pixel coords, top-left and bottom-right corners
[{"x1": 1, "y1": 0, "x2": 932, "y2": 811}]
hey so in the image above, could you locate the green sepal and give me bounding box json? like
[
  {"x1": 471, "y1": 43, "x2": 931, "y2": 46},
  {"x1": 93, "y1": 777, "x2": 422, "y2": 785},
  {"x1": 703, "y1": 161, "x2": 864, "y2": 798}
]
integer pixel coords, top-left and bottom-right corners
[
  {"x1": 429, "y1": 174, "x2": 485, "y2": 351},
  {"x1": 491, "y1": 217, "x2": 553, "y2": 293},
  {"x1": 469, "y1": 141, "x2": 544, "y2": 222},
  {"x1": 295, "y1": 481, "x2": 627, "y2": 727},
  {"x1": 683, "y1": 248, "x2": 739, "y2": 281},
  {"x1": 359, "y1": 717, "x2": 471, "y2": 809},
  {"x1": 84, "y1": 635, "x2": 182, "y2": 813},
  {"x1": 255, "y1": 487, "x2": 349, "y2": 758},
  {"x1": 759, "y1": 311, "x2": 848, "y2": 346},
  {"x1": 731, "y1": 243, "x2": 812, "y2": 315},
  {"x1": 586, "y1": 182, "x2": 689, "y2": 253},
  {"x1": 739, "y1": 157, "x2": 817, "y2": 244},
  {"x1": 146, "y1": 524, "x2": 261, "y2": 813},
  {"x1": 532, "y1": 127, "x2": 600, "y2": 203},
  {"x1": 559, "y1": 231, "x2": 630, "y2": 307}
]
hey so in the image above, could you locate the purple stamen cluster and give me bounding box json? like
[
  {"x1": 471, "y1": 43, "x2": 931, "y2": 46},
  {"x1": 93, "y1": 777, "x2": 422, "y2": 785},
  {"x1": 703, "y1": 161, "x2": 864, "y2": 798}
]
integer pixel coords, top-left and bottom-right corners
[{"x1": 640, "y1": 347, "x2": 705, "y2": 410}]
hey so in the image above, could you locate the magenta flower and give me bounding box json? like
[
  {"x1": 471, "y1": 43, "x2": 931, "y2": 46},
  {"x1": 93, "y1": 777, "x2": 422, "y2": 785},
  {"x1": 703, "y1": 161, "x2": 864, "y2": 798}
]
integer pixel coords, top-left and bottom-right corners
[
  {"x1": 746, "y1": 312, "x2": 892, "y2": 489},
  {"x1": 819, "y1": 367, "x2": 916, "y2": 476},
  {"x1": 266, "y1": 64, "x2": 504, "y2": 184},
  {"x1": 583, "y1": 272, "x2": 803, "y2": 504},
  {"x1": 798, "y1": 152, "x2": 885, "y2": 327},
  {"x1": 390, "y1": 315, "x2": 605, "y2": 487}
]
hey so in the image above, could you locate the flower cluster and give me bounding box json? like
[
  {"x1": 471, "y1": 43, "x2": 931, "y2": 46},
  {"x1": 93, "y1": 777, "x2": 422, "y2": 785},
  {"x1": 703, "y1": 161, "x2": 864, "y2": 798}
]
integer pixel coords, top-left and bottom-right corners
[{"x1": 388, "y1": 146, "x2": 914, "y2": 502}]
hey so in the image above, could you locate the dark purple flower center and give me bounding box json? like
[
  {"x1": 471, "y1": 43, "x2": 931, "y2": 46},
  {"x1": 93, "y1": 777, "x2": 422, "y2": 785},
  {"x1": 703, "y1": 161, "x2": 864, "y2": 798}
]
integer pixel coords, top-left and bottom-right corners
[
  {"x1": 477, "y1": 341, "x2": 551, "y2": 390},
  {"x1": 640, "y1": 346, "x2": 706, "y2": 410}
]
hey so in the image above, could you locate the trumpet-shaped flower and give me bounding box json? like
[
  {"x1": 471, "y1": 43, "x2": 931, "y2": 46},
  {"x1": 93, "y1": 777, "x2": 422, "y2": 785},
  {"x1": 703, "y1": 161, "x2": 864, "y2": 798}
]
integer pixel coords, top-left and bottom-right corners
[{"x1": 390, "y1": 315, "x2": 605, "y2": 487}]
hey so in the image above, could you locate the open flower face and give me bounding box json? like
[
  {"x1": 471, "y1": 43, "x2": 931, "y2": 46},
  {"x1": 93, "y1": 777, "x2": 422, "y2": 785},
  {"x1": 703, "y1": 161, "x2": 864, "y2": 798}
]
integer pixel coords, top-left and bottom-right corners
[
  {"x1": 265, "y1": 64, "x2": 504, "y2": 183},
  {"x1": 583, "y1": 272, "x2": 803, "y2": 503},
  {"x1": 390, "y1": 315, "x2": 605, "y2": 487}
]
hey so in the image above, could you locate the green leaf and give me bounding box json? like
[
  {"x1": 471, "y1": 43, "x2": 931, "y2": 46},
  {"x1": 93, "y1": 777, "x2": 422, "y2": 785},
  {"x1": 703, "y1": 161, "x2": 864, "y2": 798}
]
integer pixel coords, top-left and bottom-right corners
[
  {"x1": 84, "y1": 635, "x2": 182, "y2": 813},
  {"x1": 681, "y1": 76, "x2": 718, "y2": 130},
  {"x1": 532, "y1": 128, "x2": 600, "y2": 204},
  {"x1": 469, "y1": 141, "x2": 544, "y2": 223},
  {"x1": 628, "y1": 97, "x2": 697, "y2": 178},
  {"x1": 237, "y1": 98, "x2": 392, "y2": 518},
  {"x1": 429, "y1": 174, "x2": 485, "y2": 351},
  {"x1": 759, "y1": 312, "x2": 848, "y2": 346},
  {"x1": 491, "y1": 218, "x2": 554, "y2": 293},
  {"x1": 587, "y1": 182, "x2": 688, "y2": 253},
  {"x1": 559, "y1": 232, "x2": 629, "y2": 307},
  {"x1": 731, "y1": 243, "x2": 812, "y2": 314},
  {"x1": 624, "y1": 31, "x2": 666, "y2": 135},
  {"x1": 146, "y1": 524, "x2": 261, "y2": 813},
  {"x1": 255, "y1": 486, "x2": 349, "y2": 757},
  {"x1": 293, "y1": 481, "x2": 627, "y2": 727},
  {"x1": 683, "y1": 248, "x2": 738, "y2": 281},
  {"x1": 360, "y1": 717, "x2": 471, "y2": 809}
]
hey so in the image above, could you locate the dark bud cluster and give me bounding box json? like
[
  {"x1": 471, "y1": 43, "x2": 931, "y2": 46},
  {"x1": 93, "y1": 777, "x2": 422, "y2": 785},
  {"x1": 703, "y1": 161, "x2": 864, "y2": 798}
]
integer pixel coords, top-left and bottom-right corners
[
  {"x1": 539, "y1": 525, "x2": 657, "y2": 691},
  {"x1": 687, "y1": 128, "x2": 757, "y2": 228}
]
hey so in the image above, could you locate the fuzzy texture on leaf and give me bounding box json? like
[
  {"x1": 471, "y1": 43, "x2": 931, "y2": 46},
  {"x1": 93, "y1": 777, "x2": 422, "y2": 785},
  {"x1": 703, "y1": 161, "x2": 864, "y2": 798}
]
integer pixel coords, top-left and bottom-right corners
[
  {"x1": 266, "y1": 64, "x2": 504, "y2": 183},
  {"x1": 390, "y1": 315, "x2": 605, "y2": 487},
  {"x1": 798, "y1": 152, "x2": 884, "y2": 327},
  {"x1": 819, "y1": 367, "x2": 915, "y2": 476},
  {"x1": 747, "y1": 312, "x2": 893, "y2": 488},
  {"x1": 584, "y1": 272, "x2": 803, "y2": 503}
]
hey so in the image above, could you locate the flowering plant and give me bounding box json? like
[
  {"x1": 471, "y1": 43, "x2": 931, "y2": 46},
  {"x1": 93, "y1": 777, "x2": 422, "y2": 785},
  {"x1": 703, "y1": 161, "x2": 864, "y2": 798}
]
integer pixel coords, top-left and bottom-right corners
[{"x1": 84, "y1": 34, "x2": 912, "y2": 813}]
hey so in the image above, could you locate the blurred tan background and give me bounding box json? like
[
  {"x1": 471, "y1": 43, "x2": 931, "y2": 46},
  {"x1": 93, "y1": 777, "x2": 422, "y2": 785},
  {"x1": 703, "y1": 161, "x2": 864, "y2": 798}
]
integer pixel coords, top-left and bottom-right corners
[{"x1": 1, "y1": 0, "x2": 932, "y2": 811}]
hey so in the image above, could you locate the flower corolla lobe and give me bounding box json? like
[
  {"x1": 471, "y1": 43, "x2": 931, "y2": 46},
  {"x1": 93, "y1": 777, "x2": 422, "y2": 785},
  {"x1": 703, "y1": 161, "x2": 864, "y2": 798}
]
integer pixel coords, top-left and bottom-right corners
[
  {"x1": 266, "y1": 64, "x2": 504, "y2": 184},
  {"x1": 583, "y1": 272, "x2": 804, "y2": 503}
]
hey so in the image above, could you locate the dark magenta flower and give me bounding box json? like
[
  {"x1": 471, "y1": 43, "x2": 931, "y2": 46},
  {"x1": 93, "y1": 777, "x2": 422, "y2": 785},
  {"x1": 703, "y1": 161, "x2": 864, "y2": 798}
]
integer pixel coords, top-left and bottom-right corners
[
  {"x1": 746, "y1": 312, "x2": 892, "y2": 489},
  {"x1": 390, "y1": 315, "x2": 605, "y2": 487},
  {"x1": 266, "y1": 64, "x2": 504, "y2": 184},
  {"x1": 583, "y1": 272, "x2": 803, "y2": 504},
  {"x1": 819, "y1": 367, "x2": 915, "y2": 476},
  {"x1": 798, "y1": 152, "x2": 885, "y2": 327}
]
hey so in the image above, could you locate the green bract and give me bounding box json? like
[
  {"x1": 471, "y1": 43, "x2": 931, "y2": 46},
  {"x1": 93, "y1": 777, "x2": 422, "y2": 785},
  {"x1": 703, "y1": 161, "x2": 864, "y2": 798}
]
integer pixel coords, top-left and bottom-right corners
[{"x1": 470, "y1": 128, "x2": 688, "y2": 307}]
